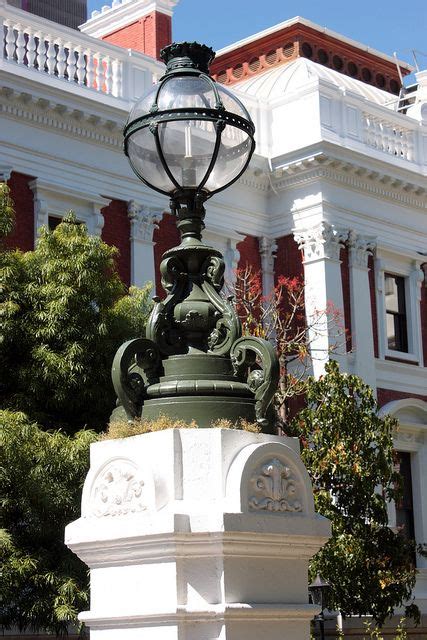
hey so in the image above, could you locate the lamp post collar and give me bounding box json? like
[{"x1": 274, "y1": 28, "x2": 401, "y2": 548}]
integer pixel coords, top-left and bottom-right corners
[{"x1": 160, "y1": 41, "x2": 215, "y2": 75}]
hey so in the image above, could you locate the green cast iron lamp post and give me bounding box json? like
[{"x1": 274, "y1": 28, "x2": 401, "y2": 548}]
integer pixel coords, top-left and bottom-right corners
[{"x1": 112, "y1": 42, "x2": 279, "y2": 430}]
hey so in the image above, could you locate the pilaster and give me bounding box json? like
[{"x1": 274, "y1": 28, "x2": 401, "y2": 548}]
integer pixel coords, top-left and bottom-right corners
[
  {"x1": 294, "y1": 221, "x2": 347, "y2": 377},
  {"x1": 260, "y1": 236, "x2": 278, "y2": 297},
  {"x1": 128, "y1": 200, "x2": 163, "y2": 287},
  {"x1": 348, "y1": 231, "x2": 377, "y2": 389}
]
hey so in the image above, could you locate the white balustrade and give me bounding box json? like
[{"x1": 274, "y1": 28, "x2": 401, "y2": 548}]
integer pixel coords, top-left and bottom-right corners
[
  {"x1": 363, "y1": 112, "x2": 415, "y2": 161},
  {"x1": 0, "y1": 11, "x2": 141, "y2": 99}
]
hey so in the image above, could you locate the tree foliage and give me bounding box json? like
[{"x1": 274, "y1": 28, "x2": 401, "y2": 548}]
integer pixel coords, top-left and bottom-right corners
[
  {"x1": 1, "y1": 202, "x2": 152, "y2": 430},
  {"x1": 0, "y1": 410, "x2": 98, "y2": 634},
  {"x1": 233, "y1": 266, "x2": 345, "y2": 422},
  {"x1": 289, "y1": 360, "x2": 421, "y2": 626}
]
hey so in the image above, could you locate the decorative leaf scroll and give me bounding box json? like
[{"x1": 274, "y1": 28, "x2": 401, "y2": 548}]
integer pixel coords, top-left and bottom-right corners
[
  {"x1": 249, "y1": 458, "x2": 303, "y2": 513},
  {"x1": 111, "y1": 338, "x2": 162, "y2": 420},
  {"x1": 91, "y1": 460, "x2": 147, "y2": 517},
  {"x1": 202, "y1": 255, "x2": 242, "y2": 356},
  {"x1": 146, "y1": 254, "x2": 186, "y2": 355},
  {"x1": 230, "y1": 336, "x2": 279, "y2": 427}
]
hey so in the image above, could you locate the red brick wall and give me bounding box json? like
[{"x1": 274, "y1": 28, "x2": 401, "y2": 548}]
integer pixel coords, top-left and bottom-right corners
[
  {"x1": 340, "y1": 246, "x2": 352, "y2": 352},
  {"x1": 4, "y1": 172, "x2": 35, "y2": 252},
  {"x1": 102, "y1": 11, "x2": 172, "y2": 60},
  {"x1": 101, "y1": 199, "x2": 131, "y2": 287},
  {"x1": 236, "y1": 235, "x2": 261, "y2": 273},
  {"x1": 377, "y1": 388, "x2": 427, "y2": 408},
  {"x1": 368, "y1": 255, "x2": 379, "y2": 357},
  {"x1": 274, "y1": 234, "x2": 304, "y2": 282},
  {"x1": 153, "y1": 211, "x2": 180, "y2": 297}
]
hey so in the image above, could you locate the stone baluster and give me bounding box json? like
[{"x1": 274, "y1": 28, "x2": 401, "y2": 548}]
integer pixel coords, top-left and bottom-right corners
[
  {"x1": 56, "y1": 39, "x2": 66, "y2": 79},
  {"x1": 66, "y1": 43, "x2": 76, "y2": 83},
  {"x1": 85, "y1": 49, "x2": 94, "y2": 89},
  {"x1": 15, "y1": 25, "x2": 25, "y2": 65},
  {"x1": 26, "y1": 30, "x2": 36, "y2": 68},
  {"x1": 36, "y1": 33, "x2": 47, "y2": 72},
  {"x1": 46, "y1": 35, "x2": 56, "y2": 75},
  {"x1": 95, "y1": 53, "x2": 102, "y2": 91},
  {"x1": 104, "y1": 56, "x2": 112, "y2": 94},
  {"x1": 5, "y1": 22, "x2": 16, "y2": 61},
  {"x1": 76, "y1": 47, "x2": 85, "y2": 85},
  {"x1": 111, "y1": 58, "x2": 121, "y2": 97}
]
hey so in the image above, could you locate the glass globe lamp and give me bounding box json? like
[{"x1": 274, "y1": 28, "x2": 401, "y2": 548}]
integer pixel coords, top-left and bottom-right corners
[{"x1": 123, "y1": 42, "x2": 255, "y2": 202}]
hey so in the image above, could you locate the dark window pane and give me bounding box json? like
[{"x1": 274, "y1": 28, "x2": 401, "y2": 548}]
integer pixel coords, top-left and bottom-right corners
[
  {"x1": 385, "y1": 274, "x2": 408, "y2": 352},
  {"x1": 395, "y1": 451, "x2": 415, "y2": 542}
]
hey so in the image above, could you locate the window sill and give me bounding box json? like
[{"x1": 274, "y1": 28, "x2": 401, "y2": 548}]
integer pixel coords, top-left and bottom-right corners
[{"x1": 384, "y1": 349, "x2": 419, "y2": 365}]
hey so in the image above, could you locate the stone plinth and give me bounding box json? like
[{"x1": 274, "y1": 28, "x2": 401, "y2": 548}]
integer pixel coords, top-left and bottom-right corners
[{"x1": 65, "y1": 429, "x2": 330, "y2": 640}]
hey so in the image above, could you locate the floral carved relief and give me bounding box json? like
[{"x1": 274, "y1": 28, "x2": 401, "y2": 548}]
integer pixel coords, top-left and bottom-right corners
[
  {"x1": 249, "y1": 457, "x2": 303, "y2": 513},
  {"x1": 90, "y1": 459, "x2": 148, "y2": 517}
]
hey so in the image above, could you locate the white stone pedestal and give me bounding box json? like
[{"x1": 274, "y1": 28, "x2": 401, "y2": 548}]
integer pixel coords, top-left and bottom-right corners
[{"x1": 66, "y1": 429, "x2": 330, "y2": 640}]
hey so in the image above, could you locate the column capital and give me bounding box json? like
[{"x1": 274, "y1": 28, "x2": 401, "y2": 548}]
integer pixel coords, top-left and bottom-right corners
[
  {"x1": 259, "y1": 236, "x2": 278, "y2": 269},
  {"x1": 0, "y1": 165, "x2": 12, "y2": 182},
  {"x1": 348, "y1": 231, "x2": 376, "y2": 269},
  {"x1": 128, "y1": 200, "x2": 163, "y2": 243},
  {"x1": 294, "y1": 222, "x2": 347, "y2": 263}
]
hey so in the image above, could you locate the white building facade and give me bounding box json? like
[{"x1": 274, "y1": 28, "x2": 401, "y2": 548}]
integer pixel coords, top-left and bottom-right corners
[{"x1": 0, "y1": 0, "x2": 426, "y2": 626}]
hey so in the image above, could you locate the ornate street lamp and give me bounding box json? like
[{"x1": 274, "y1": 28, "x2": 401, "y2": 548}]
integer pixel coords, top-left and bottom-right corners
[
  {"x1": 112, "y1": 42, "x2": 279, "y2": 429},
  {"x1": 309, "y1": 574, "x2": 331, "y2": 640}
]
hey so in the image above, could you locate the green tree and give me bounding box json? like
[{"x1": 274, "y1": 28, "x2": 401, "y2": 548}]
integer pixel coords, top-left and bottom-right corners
[
  {"x1": 289, "y1": 360, "x2": 422, "y2": 626},
  {"x1": 0, "y1": 410, "x2": 98, "y2": 634},
  {"x1": 0, "y1": 186, "x2": 153, "y2": 633},
  {"x1": 1, "y1": 196, "x2": 152, "y2": 430}
]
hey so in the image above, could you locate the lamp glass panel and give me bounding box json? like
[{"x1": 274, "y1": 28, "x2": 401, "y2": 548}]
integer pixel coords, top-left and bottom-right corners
[
  {"x1": 157, "y1": 76, "x2": 217, "y2": 110},
  {"x1": 127, "y1": 128, "x2": 176, "y2": 193},
  {"x1": 128, "y1": 85, "x2": 158, "y2": 121},
  {"x1": 204, "y1": 125, "x2": 251, "y2": 192},
  {"x1": 217, "y1": 84, "x2": 252, "y2": 120},
  {"x1": 158, "y1": 120, "x2": 218, "y2": 188}
]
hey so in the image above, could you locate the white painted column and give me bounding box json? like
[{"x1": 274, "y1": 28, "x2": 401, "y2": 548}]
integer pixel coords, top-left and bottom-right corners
[
  {"x1": 88, "y1": 202, "x2": 105, "y2": 237},
  {"x1": 66, "y1": 429, "x2": 330, "y2": 640},
  {"x1": 260, "y1": 236, "x2": 278, "y2": 297},
  {"x1": 128, "y1": 200, "x2": 163, "y2": 288},
  {"x1": 294, "y1": 221, "x2": 347, "y2": 377},
  {"x1": 348, "y1": 231, "x2": 377, "y2": 389},
  {"x1": 30, "y1": 180, "x2": 49, "y2": 246}
]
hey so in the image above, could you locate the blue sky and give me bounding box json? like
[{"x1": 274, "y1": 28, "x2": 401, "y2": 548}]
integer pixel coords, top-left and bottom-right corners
[{"x1": 88, "y1": 0, "x2": 427, "y2": 70}]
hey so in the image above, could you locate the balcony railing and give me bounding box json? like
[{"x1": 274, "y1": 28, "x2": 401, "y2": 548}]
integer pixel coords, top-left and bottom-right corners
[{"x1": 0, "y1": 0, "x2": 162, "y2": 102}]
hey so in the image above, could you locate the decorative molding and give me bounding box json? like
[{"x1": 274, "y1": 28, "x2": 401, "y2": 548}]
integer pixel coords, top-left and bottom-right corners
[
  {"x1": 82, "y1": 0, "x2": 178, "y2": 38},
  {"x1": 294, "y1": 221, "x2": 347, "y2": 262},
  {"x1": 0, "y1": 90, "x2": 122, "y2": 149},
  {"x1": 249, "y1": 458, "x2": 303, "y2": 513},
  {"x1": 90, "y1": 459, "x2": 147, "y2": 517},
  {"x1": 259, "y1": 236, "x2": 278, "y2": 272},
  {"x1": 128, "y1": 200, "x2": 163, "y2": 243},
  {"x1": 348, "y1": 230, "x2": 376, "y2": 269},
  {"x1": 0, "y1": 165, "x2": 13, "y2": 181},
  {"x1": 272, "y1": 154, "x2": 427, "y2": 211}
]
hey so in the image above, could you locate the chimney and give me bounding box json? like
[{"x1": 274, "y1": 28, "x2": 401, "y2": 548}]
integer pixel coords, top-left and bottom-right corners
[{"x1": 79, "y1": 0, "x2": 178, "y2": 60}]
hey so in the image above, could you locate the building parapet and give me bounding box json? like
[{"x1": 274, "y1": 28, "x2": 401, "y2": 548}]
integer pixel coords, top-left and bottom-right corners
[{"x1": 0, "y1": 0, "x2": 163, "y2": 103}]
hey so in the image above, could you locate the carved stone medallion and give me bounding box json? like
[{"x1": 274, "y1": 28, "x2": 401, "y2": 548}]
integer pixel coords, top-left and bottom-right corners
[
  {"x1": 90, "y1": 459, "x2": 147, "y2": 517},
  {"x1": 249, "y1": 457, "x2": 303, "y2": 513}
]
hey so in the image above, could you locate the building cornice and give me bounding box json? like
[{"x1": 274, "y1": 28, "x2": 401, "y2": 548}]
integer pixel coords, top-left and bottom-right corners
[
  {"x1": 0, "y1": 85, "x2": 123, "y2": 149},
  {"x1": 271, "y1": 151, "x2": 427, "y2": 211}
]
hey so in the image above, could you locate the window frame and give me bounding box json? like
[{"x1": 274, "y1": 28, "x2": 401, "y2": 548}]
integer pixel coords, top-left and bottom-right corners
[{"x1": 375, "y1": 248, "x2": 424, "y2": 366}]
